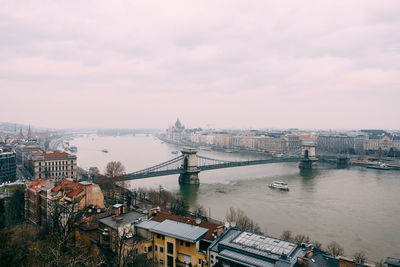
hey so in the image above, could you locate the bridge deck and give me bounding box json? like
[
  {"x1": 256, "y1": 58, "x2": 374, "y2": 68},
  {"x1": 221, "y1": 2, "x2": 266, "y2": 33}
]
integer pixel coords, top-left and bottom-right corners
[{"x1": 125, "y1": 157, "x2": 300, "y2": 180}]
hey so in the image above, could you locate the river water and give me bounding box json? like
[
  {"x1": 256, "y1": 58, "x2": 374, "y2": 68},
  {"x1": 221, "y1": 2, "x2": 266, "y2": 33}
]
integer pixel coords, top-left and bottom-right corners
[{"x1": 70, "y1": 134, "x2": 400, "y2": 261}]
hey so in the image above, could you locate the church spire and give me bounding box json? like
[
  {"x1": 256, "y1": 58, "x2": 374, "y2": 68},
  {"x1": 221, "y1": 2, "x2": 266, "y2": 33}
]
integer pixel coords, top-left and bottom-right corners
[{"x1": 27, "y1": 124, "x2": 32, "y2": 138}]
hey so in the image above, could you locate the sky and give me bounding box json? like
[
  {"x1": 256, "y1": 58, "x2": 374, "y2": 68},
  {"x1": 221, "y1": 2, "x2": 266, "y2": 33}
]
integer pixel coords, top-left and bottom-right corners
[{"x1": 1, "y1": 0, "x2": 399, "y2": 130}]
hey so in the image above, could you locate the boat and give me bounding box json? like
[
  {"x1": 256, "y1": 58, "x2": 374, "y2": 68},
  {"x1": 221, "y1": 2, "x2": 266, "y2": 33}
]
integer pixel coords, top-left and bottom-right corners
[
  {"x1": 171, "y1": 151, "x2": 179, "y2": 154},
  {"x1": 367, "y1": 163, "x2": 391, "y2": 170},
  {"x1": 269, "y1": 181, "x2": 289, "y2": 191},
  {"x1": 101, "y1": 149, "x2": 108, "y2": 153}
]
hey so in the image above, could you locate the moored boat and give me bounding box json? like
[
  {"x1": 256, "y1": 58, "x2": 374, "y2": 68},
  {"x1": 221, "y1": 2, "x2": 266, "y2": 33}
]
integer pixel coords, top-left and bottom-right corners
[
  {"x1": 269, "y1": 181, "x2": 289, "y2": 191},
  {"x1": 101, "y1": 149, "x2": 108, "y2": 153},
  {"x1": 367, "y1": 163, "x2": 391, "y2": 170}
]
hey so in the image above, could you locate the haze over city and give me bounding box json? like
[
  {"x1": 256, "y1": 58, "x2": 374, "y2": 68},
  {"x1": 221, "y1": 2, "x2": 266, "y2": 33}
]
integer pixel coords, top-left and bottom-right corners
[{"x1": 1, "y1": 1, "x2": 400, "y2": 129}]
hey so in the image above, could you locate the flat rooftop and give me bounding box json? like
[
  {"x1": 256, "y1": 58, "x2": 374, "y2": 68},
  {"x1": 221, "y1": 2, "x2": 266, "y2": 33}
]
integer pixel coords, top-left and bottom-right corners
[
  {"x1": 136, "y1": 219, "x2": 208, "y2": 243},
  {"x1": 99, "y1": 211, "x2": 145, "y2": 230}
]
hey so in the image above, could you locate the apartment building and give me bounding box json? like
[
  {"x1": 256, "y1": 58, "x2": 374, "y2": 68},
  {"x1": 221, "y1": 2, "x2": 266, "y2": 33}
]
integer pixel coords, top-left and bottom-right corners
[
  {"x1": 30, "y1": 150, "x2": 77, "y2": 180},
  {"x1": 0, "y1": 150, "x2": 16, "y2": 183}
]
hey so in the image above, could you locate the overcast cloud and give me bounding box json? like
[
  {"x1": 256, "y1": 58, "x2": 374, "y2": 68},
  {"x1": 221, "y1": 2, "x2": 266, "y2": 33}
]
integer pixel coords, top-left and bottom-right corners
[{"x1": 1, "y1": 0, "x2": 399, "y2": 129}]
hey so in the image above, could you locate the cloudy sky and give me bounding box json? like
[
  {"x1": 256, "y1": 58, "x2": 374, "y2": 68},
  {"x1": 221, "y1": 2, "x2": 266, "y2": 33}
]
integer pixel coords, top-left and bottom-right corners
[{"x1": 1, "y1": 1, "x2": 399, "y2": 129}]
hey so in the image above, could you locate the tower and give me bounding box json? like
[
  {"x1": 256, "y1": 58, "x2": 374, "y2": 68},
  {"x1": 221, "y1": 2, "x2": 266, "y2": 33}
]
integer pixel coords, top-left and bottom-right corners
[{"x1": 27, "y1": 124, "x2": 32, "y2": 139}]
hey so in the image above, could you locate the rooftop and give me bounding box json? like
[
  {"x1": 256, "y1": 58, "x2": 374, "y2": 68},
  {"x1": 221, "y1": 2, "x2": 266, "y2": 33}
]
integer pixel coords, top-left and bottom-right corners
[
  {"x1": 151, "y1": 211, "x2": 223, "y2": 240},
  {"x1": 33, "y1": 150, "x2": 75, "y2": 159},
  {"x1": 209, "y1": 228, "x2": 306, "y2": 267},
  {"x1": 52, "y1": 179, "x2": 84, "y2": 198},
  {"x1": 27, "y1": 180, "x2": 53, "y2": 192},
  {"x1": 385, "y1": 257, "x2": 400, "y2": 267},
  {"x1": 136, "y1": 219, "x2": 209, "y2": 243},
  {"x1": 99, "y1": 211, "x2": 145, "y2": 230}
]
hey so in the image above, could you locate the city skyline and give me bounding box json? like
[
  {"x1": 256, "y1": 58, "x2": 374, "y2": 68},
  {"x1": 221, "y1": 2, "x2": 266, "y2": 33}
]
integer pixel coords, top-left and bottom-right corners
[{"x1": 1, "y1": 1, "x2": 400, "y2": 129}]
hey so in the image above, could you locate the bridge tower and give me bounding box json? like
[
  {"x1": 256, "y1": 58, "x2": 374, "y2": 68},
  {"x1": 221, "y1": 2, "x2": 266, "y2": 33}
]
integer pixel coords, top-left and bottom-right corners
[
  {"x1": 179, "y1": 148, "x2": 200, "y2": 185},
  {"x1": 299, "y1": 141, "x2": 318, "y2": 169},
  {"x1": 336, "y1": 155, "x2": 350, "y2": 168}
]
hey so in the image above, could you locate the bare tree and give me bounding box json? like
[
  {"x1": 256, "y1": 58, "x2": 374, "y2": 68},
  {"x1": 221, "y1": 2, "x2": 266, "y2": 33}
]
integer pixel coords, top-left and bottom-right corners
[
  {"x1": 353, "y1": 251, "x2": 367, "y2": 264},
  {"x1": 105, "y1": 161, "x2": 126, "y2": 178},
  {"x1": 375, "y1": 259, "x2": 385, "y2": 267},
  {"x1": 46, "y1": 201, "x2": 85, "y2": 255},
  {"x1": 326, "y1": 241, "x2": 344, "y2": 257},
  {"x1": 280, "y1": 230, "x2": 293, "y2": 242},
  {"x1": 312, "y1": 240, "x2": 323, "y2": 250},
  {"x1": 170, "y1": 196, "x2": 189, "y2": 216},
  {"x1": 294, "y1": 234, "x2": 311, "y2": 244},
  {"x1": 225, "y1": 207, "x2": 262, "y2": 234},
  {"x1": 97, "y1": 161, "x2": 127, "y2": 204},
  {"x1": 194, "y1": 204, "x2": 207, "y2": 220}
]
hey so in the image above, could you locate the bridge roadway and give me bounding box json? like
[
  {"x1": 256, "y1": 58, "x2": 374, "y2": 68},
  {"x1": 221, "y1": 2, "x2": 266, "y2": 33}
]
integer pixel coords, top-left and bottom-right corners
[{"x1": 124, "y1": 157, "x2": 300, "y2": 180}]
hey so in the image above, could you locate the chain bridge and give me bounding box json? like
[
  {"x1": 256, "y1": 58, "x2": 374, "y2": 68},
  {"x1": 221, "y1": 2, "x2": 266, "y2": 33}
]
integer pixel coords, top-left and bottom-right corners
[{"x1": 125, "y1": 148, "x2": 304, "y2": 184}]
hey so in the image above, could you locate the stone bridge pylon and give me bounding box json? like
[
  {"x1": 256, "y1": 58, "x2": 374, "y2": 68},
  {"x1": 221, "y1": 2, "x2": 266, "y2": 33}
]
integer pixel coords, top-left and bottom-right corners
[
  {"x1": 178, "y1": 148, "x2": 200, "y2": 185},
  {"x1": 299, "y1": 141, "x2": 318, "y2": 169}
]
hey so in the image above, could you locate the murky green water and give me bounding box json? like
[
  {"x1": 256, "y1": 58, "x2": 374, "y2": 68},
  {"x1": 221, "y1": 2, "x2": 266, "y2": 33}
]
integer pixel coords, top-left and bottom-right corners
[{"x1": 71, "y1": 134, "x2": 400, "y2": 261}]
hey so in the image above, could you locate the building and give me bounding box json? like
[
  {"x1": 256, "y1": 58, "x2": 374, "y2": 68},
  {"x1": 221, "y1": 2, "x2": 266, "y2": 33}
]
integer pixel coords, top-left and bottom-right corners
[
  {"x1": 208, "y1": 228, "x2": 307, "y2": 267},
  {"x1": 14, "y1": 144, "x2": 43, "y2": 166},
  {"x1": 298, "y1": 248, "x2": 374, "y2": 267},
  {"x1": 51, "y1": 179, "x2": 104, "y2": 210},
  {"x1": 385, "y1": 257, "x2": 400, "y2": 267},
  {"x1": 25, "y1": 179, "x2": 104, "y2": 226},
  {"x1": 283, "y1": 135, "x2": 302, "y2": 153},
  {"x1": 25, "y1": 180, "x2": 55, "y2": 225},
  {"x1": 98, "y1": 206, "x2": 147, "y2": 255},
  {"x1": 30, "y1": 150, "x2": 77, "y2": 180},
  {"x1": 135, "y1": 219, "x2": 209, "y2": 267},
  {"x1": 99, "y1": 208, "x2": 224, "y2": 267},
  {"x1": 0, "y1": 150, "x2": 16, "y2": 183},
  {"x1": 316, "y1": 135, "x2": 355, "y2": 154}
]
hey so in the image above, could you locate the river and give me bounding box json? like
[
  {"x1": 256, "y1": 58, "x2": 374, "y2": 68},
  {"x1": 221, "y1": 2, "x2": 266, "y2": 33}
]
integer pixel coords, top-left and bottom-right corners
[{"x1": 70, "y1": 134, "x2": 400, "y2": 261}]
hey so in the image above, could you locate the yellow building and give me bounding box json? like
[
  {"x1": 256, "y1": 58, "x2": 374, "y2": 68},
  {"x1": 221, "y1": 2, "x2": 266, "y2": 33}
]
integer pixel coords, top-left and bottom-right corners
[{"x1": 135, "y1": 219, "x2": 209, "y2": 267}]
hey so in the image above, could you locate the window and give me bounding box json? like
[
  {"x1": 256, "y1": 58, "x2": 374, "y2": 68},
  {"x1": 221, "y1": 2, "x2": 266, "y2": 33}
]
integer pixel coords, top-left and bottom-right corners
[
  {"x1": 199, "y1": 259, "x2": 202, "y2": 265},
  {"x1": 39, "y1": 174, "x2": 42, "y2": 178},
  {"x1": 185, "y1": 242, "x2": 190, "y2": 248},
  {"x1": 157, "y1": 234, "x2": 161, "y2": 239},
  {"x1": 71, "y1": 171, "x2": 73, "y2": 176},
  {"x1": 160, "y1": 247, "x2": 164, "y2": 253},
  {"x1": 45, "y1": 162, "x2": 47, "y2": 166},
  {"x1": 162, "y1": 235, "x2": 165, "y2": 240},
  {"x1": 180, "y1": 240, "x2": 183, "y2": 246},
  {"x1": 148, "y1": 246, "x2": 152, "y2": 252},
  {"x1": 167, "y1": 256, "x2": 173, "y2": 267},
  {"x1": 167, "y1": 242, "x2": 173, "y2": 254},
  {"x1": 155, "y1": 245, "x2": 157, "y2": 251},
  {"x1": 39, "y1": 162, "x2": 41, "y2": 166}
]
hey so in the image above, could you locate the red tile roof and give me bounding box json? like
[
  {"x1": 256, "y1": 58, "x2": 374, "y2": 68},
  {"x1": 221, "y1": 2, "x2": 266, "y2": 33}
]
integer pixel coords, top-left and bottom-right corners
[
  {"x1": 151, "y1": 211, "x2": 223, "y2": 241},
  {"x1": 27, "y1": 180, "x2": 47, "y2": 191},
  {"x1": 52, "y1": 179, "x2": 84, "y2": 198},
  {"x1": 299, "y1": 135, "x2": 316, "y2": 141},
  {"x1": 34, "y1": 150, "x2": 71, "y2": 159}
]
